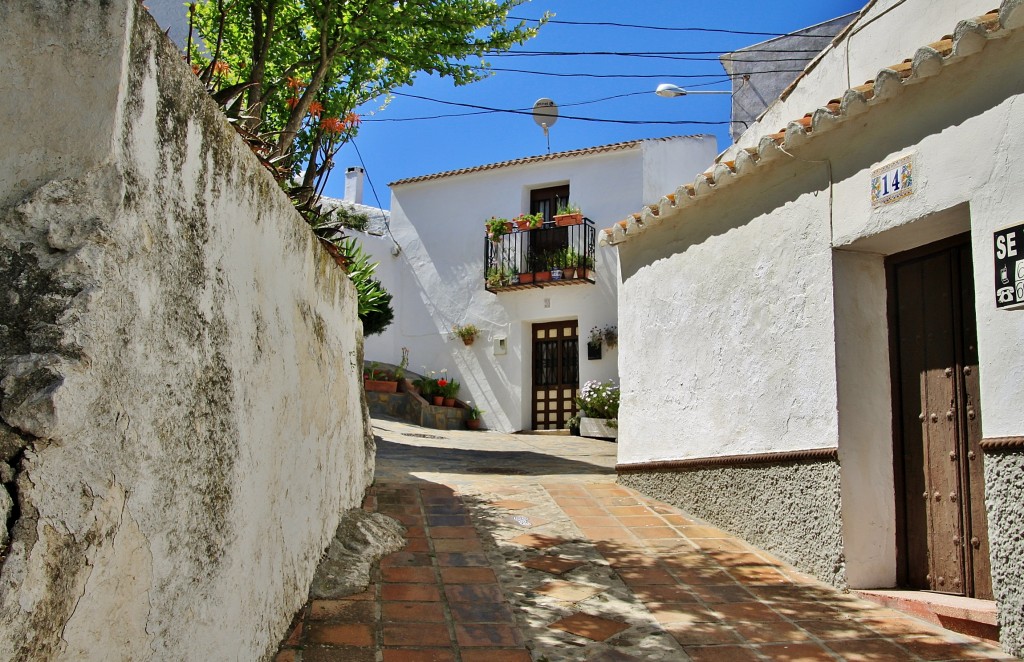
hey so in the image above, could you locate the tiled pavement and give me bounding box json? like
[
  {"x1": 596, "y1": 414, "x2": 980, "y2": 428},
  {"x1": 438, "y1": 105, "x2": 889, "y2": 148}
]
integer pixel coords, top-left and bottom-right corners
[{"x1": 276, "y1": 418, "x2": 1017, "y2": 662}]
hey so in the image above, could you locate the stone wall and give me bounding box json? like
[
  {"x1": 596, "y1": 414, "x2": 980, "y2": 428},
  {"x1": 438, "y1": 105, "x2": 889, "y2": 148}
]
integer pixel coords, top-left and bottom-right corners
[
  {"x1": 619, "y1": 459, "x2": 845, "y2": 588},
  {"x1": 985, "y1": 451, "x2": 1024, "y2": 656},
  {"x1": 0, "y1": 2, "x2": 371, "y2": 660}
]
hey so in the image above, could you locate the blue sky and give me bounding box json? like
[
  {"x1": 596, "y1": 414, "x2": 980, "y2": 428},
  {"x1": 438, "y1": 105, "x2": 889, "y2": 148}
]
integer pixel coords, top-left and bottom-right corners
[{"x1": 327, "y1": 0, "x2": 865, "y2": 209}]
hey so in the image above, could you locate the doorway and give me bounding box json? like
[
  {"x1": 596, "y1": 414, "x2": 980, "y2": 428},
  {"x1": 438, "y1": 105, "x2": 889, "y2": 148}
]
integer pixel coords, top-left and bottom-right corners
[
  {"x1": 531, "y1": 320, "x2": 579, "y2": 430},
  {"x1": 888, "y1": 234, "x2": 991, "y2": 599}
]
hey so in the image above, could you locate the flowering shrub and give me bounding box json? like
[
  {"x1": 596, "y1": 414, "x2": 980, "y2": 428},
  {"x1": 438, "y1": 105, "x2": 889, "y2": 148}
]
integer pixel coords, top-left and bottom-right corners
[{"x1": 576, "y1": 380, "x2": 620, "y2": 420}]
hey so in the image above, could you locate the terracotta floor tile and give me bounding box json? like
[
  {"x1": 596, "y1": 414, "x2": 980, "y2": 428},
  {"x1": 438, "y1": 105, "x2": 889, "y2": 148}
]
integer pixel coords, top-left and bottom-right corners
[
  {"x1": 381, "y1": 601, "x2": 447, "y2": 623},
  {"x1": 404, "y1": 526, "x2": 426, "y2": 538},
  {"x1": 381, "y1": 584, "x2": 442, "y2": 602},
  {"x1": 522, "y1": 555, "x2": 587, "y2": 575},
  {"x1": 439, "y1": 566, "x2": 497, "y2": 584},
  {"x1": 310, "y1": 599, "x2": 375, "y2": 622},
  {"x1": 449, "y1": 601, "x2": 516, "y2": 624},
  {"x1": 572, "y1": 516, "x2": 621, "y2": 528},
  {"x1": 728, "y1": 566, "x2": 790, "y2": 584},
  {"x1": 825, "y1": 637, "x2": 921, "y2": 661},
  {"x1": 383, "y1": 566, "x2": 436, "y2": 583},
  {"x1": 426, "y1": 514, "x2": 472, "y2": 527},
  {"x1": 732, "y1": 620, "x2": 811, "y2": 644},
  {"x1": 432, "y1": 538, "x2": 484, "y2": 552},
  {"x1": 444, "y1": 583, "x2": 505, "y2": 603},
  {"x1": 617, "y1": 567, "x2": 679, "y2": 586},
  {"x1": 305, "y1": 623, "x2": 374, "y2": 647},
  {"x1": 690, "y1": 583, "x2": 756, "y2": 603},
  {"x1": 603, "y1": 505, "x2": 649, "y2": 517},
  {"x1": 663, "y1": 622, "x2": 743, "y2": 646},
  {"x1": 683, "y1": 644, "x2": 762, "y2": 662},
  {"x1": 435, "y1": 552, "x2": 490, "y2": 567},
  {"x1": 893, "y1": 635, "x2": 998, "y2": 660},
  {"x1": 643, "y1": 538, "x2": 701, "y2": 553},
  {"x1": 460, "y1": 650, "x2": 532, "y2": 662},
  {"x1": 402, "y1": 538, "x2": 431, "y2": 552},
  {"x1": 507, "y1": 533, "x2": 565, "y2": 549},
  {"x1": 382, "y1": 623, "x2": 452, "y2": 647},
  {"x1": 381, "y1": 552, "x2": 432, "y2": 568},
  {"x1": 578, "y1": 526, "x2": 641, "y2": 543},
  {"x1": 754, "y1": 642, "x2": 836, "y2": 661},
  {"x1": 303, "y1": 646, "x2": 376, "y2": 662},
  {"x1": 547, "y1": 612, "x2": 630, "y2": 641},
  {"x1": 428, "y1": 525, "x2": 477, "y2": 539},
  {"x1": 648, "y1": 602, "x2": 719, "y2": 626},
  {"x1": 661, "y1": 513, "x2": 696, "y2": 526},
  {"x1": 381, "y1": 650, "x2": 456, "y2": 662},
  {"x1": 274, "y1": 650, "x2": 298, "y2": 662},
  {"x1": 491, "y1": 500, "x2": 536, "y2": 510},
  {"x1": 794, "y1": 618, "x2": 875, "y2": 640},
  {"x1": 615, "y1": 515, "x2": 670, "y2": 528},
  {"x1": 535, "y1": 580, "x2": 606, "y2": 602},
  {"x1": 561, "y1": 505, "x2": 608, "y2": 517},
  {"x1": 455, "y1": 623, "x2": 522, "y2": 647},
  {"x1": 284, "y1": 615, "x2": 303, "y2": 646},
  {"x1": 680, "y1": 525, "x2": 731, "y2": 539},
  {"x1": 857, "y1": 615, "x2": 944, "y2": 637},
  {"x1": 667, "y1": 567, "x2": 733, "y2": 585},
  {"x1": 392, "y1": 513, "x2": 424, "y2": 527},
  {"x1": 424, "y1": 503, "x2": 468, "y2": 515},
  {"x1": 713, "y1": 601, "x2": 784, "y2": 622},
  {"x1": 697, "y1": 538, "x2": 753, "y2": 552},
  {"x1": 631, "y1": 585, "x2": 699, "y2": 603},
  {"x1": 594, "y1": 497, "x2": 640, "y2": 507}
]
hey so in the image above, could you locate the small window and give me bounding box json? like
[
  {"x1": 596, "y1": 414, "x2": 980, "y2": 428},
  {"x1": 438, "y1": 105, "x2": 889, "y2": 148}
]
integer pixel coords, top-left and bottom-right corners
[{"x1": 528, "y1": 185, "x2": 569, "y2": 271}]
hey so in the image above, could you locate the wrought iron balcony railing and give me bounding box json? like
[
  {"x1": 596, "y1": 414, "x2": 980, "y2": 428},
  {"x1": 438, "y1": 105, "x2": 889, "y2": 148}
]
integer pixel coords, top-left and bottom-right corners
[{"x1": 484, "y1": 218, "x2": 596, "y2": 292}]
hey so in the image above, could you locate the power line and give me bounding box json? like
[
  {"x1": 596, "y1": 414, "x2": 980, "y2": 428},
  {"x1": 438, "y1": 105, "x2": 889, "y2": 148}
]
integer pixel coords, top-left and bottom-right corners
[
  {"x1": 488, "y1": 50, "x2": 824, "y2": 61},
  {"x1": 389, "y1": 92, "x2": 731, "y2": 126},
  {"x1": 477, "y1": 66, "x2": 806, "y2": 79},
  {"x1": 507, "y1": 15, "x2": 838, "y2": 38}
]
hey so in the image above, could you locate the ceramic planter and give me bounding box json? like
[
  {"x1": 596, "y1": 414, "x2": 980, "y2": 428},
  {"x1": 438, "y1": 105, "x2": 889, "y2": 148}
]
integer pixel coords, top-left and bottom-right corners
[
  {"x1": 554, "y1": 212, "x2": 583, "y2": 227},
  {"x1": 534, "y1": 271, "x2": 552, "y2": 282},
  {"x1": 364, "y1": 379, "x2": 398, "y2": 393},
  {"x1": 466, "y1": 418, "x2": 481, "y2": 430},
  {"x1": 579, "y1": 417, "x2": 617, "y2": 440},
  {"x1": 518, "y1": 272, "x2": 535, "y2": 284},
  {"x1": 432, "y1": 396, "x2": 444, "y2": 406},
  {"x1": 443, "y1": 397, "x2": 456, "y2": 407}
]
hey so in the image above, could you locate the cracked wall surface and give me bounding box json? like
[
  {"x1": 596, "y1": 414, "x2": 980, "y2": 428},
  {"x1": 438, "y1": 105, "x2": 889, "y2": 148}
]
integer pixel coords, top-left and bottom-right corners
[{"x1": 0, "y1": 1, "x2": 371, "y2": 659}]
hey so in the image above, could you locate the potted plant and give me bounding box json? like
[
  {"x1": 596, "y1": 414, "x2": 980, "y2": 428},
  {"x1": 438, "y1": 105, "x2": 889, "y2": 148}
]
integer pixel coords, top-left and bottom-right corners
[
  {"x1": 485, "y1": 216, "x2": 512, "y2": 242},
  {"x1": 465, "y1": 401, "x2": 484, "y2": 430},
  {"x1": 513, "y1": 212, "x2": 544, "y2": 231},
  {"x1": 576, "y1": 379, "x2": 619, "y2": 440},
  {"x1": 453, "y1": 323, "x2": 479, "y2": 346},
  {"x1": 363, "y1": 362, "x2": 398, "y2": 393},
  {"x1": 554, "y1": 202, "x2": 583, "y2": 226},
  {"x1": 413, "y1": 371, "x2": 443, "y2": 405},
  {"x1": 431, "y1": 375, "x2": 447, "y2": 406},
  {"x1": 602, "y1": 324, "x2": 618, "y2": 349},
  {"x1": 440, "y1": 378, "x2": 460, "y2": 407},
  {"x1": 531, "y1": 253, "x2": 551, "y2": 282}
]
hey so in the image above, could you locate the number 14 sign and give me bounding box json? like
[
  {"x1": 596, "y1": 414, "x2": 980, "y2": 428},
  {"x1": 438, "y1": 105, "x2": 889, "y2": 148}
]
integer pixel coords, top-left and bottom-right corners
[{"x1": 871, "y1": 155, "x2": 914, "y2": 207}]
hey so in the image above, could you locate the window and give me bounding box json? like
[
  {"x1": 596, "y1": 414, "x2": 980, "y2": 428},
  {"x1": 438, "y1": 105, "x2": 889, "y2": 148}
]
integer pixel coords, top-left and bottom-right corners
[{"x1": 528, "y1": 185, "x2": 569, "y2": 271}]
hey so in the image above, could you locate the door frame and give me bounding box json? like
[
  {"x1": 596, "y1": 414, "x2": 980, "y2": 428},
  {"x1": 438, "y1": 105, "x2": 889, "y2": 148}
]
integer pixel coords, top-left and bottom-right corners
[{"x1": 529, "y1": 319, "x2": 579, "y2": 430}]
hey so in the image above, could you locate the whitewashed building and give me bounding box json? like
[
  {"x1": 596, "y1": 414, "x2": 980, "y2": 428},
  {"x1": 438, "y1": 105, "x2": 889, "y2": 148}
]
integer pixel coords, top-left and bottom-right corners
[
  {"x1": 603, "y1": 0, "x2": 1024, "y2": 655},
  {"x1": 364, "y1": 136, "x2": 717, "y2": 432}
]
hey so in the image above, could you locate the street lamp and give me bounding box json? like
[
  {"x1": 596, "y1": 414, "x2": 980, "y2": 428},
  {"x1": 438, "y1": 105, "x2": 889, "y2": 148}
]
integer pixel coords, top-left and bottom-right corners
[{"x1": 655, "y1": 83, "x2": 731, "y2": 98}]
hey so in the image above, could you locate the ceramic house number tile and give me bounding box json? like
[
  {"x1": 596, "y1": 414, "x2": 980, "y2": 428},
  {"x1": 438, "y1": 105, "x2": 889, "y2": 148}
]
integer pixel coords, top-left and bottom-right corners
[{"x1": 871, "y1": 154, "x2": 914, "y2": 207}]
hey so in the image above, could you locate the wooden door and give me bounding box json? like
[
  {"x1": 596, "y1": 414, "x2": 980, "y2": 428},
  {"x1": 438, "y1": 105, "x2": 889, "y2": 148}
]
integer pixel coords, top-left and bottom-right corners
[
  {"x1": 889, "y1": 236, "x2": 991, "y2": 598},
  {"x1": 531, "y1": 320, "x2": 579, "y2": 430}
]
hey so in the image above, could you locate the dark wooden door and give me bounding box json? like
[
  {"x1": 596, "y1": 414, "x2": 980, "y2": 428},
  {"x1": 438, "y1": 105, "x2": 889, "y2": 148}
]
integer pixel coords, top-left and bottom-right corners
[
  {"x1": 531, "y1": 320, "x2": 579, "y2": 430},
  {"x1": 889, "y1": 236, "x2": 991, "y2": 598}
]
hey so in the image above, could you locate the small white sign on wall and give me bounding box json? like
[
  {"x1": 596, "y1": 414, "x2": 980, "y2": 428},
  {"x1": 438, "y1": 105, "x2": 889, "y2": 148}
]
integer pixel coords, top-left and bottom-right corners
[
  {"x1": 870, "y1": 154, "x2": 914, "y2": 207},
  {"x1": 994, "y1": 223, "x2": 1024, "y2": 310}
]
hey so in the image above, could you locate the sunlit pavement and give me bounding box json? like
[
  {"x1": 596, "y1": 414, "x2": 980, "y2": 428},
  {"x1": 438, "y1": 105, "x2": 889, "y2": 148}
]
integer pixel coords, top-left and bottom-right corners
[{"x1": 275, "y1": 418, "x2": 1016, "y2": 661}]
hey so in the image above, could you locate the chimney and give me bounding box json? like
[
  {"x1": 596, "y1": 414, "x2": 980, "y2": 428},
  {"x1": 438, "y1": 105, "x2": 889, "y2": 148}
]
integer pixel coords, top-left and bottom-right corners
[{"x1": 344, "y1": 166, "x2": 365, "y2": 204}]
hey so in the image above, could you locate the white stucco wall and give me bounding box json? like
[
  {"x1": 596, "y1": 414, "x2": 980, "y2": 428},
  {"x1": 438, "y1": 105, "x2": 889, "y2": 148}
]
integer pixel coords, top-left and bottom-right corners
[
  {"x1": 365, "y1": 137, "x2": 716, "y2": 432},
  {"x1": 0, "y1": 2, "x2": 370, "y2": 659},
  {"x1": 616, "y1": 10, "x2": 1024, "y2": 595}
]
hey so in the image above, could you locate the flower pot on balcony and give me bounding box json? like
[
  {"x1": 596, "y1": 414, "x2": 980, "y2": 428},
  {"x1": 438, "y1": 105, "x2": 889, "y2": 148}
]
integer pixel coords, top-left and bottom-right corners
[
  {"x1": 432, "y1": 396, "x2": 444, "y2": 406},
  {"x1": 518, "y1": 272, "x2": 534, "y2": 284},
  {"x1": 551, "y1": 268, "x2": 563, "y2": 281},
  {"x1": 534, "y1": 271, "x2": 551, "y2": 282},
  {"x1": 443, "y1": 398, "x2": 456, "y2": 407},
  {"x1": 554, "y1": 212, "x2": 583, "y2": 227}
]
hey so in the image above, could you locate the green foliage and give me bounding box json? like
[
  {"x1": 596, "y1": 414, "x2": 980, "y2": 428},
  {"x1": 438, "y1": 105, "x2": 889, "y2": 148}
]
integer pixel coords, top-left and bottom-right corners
[
  {"x1": 485, "y1": 216, "x2": 510, "y2": 241},
  {"x1": 556, "y1": 201, "x2": 581, "y2": 215},
  {"x1": 340, "y1": 236, "x2": 394, "y2": 336},
  {"x1": 452, "y1": 323, "x2": 478, "y2": 342},
  {"x1": 577, "y1": 380, "x2": 620, "y2": 420},
  {"x1": 188, "y1": 0, "x2": 545, "y2": 192}
]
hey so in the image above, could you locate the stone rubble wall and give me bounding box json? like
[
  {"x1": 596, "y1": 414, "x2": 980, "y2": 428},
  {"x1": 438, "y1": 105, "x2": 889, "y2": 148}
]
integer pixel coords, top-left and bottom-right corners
[{"x1": 0, "y1": 1, "x2": 372, "y2": 660}]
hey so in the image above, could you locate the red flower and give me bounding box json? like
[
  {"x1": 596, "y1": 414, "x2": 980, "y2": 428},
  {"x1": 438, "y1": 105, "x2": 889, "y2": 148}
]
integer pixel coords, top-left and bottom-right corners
[
  {"x1": 286, "y1": 76, "x2": 307, "y2": 90},
  {"x1": 212, "y1": 60, "x2": 231, "y2": 75},
  {"x1": 343, "y1": 112, "x2": 361, "y2": 127},
  {"x1": 308, "y1": 101, "x2": 324, "y2": 117},
  {"x1": 285, "y1": 97, "x2": 300, "y2": 110},
  {"x1": 321, "y1": 117, "x2": 345, "y2": 135},
  {"x1": 437, "y1": 379, "x2": 448, "y2": 388}
]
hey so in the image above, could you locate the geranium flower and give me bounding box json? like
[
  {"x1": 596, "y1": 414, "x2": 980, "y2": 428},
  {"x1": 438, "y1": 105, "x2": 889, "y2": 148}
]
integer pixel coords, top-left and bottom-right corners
[
  {"x1": 308, "y1": 101, "x2": 324, "y2": 117},
  {"x1": 437, "y1": 379, "x2": 448, "y2": 388}
]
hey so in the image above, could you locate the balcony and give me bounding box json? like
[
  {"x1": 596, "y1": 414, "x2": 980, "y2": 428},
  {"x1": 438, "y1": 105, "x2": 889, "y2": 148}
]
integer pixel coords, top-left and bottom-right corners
[{"x1": 484, "y1": 218, "x2": 597, "y2": 293}]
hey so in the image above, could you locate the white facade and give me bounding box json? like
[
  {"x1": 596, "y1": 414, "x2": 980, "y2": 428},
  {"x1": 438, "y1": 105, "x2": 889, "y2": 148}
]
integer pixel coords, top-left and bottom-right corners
[
  {"x1": 364, "y1": 137, "x2": 717, "y2": 432},
  {"x1": 608, "y1": 0, "x2": 1024, "y2": 653}
]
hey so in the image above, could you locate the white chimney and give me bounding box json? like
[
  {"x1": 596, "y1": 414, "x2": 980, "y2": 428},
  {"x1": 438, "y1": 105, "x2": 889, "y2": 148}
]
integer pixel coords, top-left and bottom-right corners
[{"x1": 344, "y1": 166, "x2": 365, "y2": 204}]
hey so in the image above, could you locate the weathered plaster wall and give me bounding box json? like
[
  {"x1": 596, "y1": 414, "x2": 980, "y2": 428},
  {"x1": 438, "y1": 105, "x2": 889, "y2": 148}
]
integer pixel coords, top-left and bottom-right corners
[
  {"x1": 366, "y1": 137, "x2": 716, "y2": 432},
  {"x1": 620, "y1": 460, "x2": 845, "y2": 588},
  {"x1": 984, "y1": 451, "x2": 1024, "y2": 656},
  {"x1": 0, "y1": 2, "x2": 370, "y2": 660}
]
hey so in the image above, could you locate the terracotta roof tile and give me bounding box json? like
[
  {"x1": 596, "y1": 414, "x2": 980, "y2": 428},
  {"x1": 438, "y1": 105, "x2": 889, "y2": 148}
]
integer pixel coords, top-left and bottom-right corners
[
  {"x1": 388, "y1": 136, "x2": 703, "y2": 187},
  {"x1": 601, "y1": 0, "x2": 1024, "y2": 247}
]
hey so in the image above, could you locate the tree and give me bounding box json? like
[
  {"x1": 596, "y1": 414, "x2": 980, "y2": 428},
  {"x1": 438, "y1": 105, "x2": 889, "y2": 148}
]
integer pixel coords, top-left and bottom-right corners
[{"x1": 188, "y1": 0, "x2": 544, "y2": 207}]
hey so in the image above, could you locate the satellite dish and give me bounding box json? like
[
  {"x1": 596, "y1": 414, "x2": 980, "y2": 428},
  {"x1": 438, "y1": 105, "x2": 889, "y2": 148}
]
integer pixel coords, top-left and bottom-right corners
[{"x1": 533, "y1": 98, "x2": 558, "y2": 153}]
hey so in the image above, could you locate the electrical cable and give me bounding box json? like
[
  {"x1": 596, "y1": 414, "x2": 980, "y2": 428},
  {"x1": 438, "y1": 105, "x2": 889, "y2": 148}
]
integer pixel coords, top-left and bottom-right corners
[
  {"x1": 350, "y1": 137, "x2": 397, "y2": 247},
  {"x1": 476, "y1": 66, "x2": 807, "y2": 79},
  {"x1": 489, "y1": 48, "x2": 826, "y2": 57},
  {"x1": 389, "y1": 91, "x2": 731, "y2": 126},
  {"x1": 507, "y1": 15, "x2": 839, "y2": 38}
]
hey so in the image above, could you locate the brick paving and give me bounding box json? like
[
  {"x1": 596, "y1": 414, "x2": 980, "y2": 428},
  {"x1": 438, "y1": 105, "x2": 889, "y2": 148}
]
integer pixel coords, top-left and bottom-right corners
[{"x1": 275, "y1": 419, "x2": 1017, "y2": 661}]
